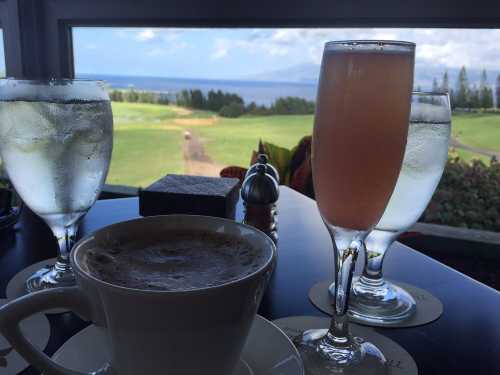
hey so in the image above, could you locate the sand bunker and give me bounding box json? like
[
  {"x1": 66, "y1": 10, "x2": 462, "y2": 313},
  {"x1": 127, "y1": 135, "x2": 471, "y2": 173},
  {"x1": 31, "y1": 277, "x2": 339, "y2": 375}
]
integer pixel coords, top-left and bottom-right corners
[
  {"x1": 174, "y1": 117, "x2": 218, "y2": 126},
  {"x1": 169, "y1": 106, "x2": 193, "y2": 116}
]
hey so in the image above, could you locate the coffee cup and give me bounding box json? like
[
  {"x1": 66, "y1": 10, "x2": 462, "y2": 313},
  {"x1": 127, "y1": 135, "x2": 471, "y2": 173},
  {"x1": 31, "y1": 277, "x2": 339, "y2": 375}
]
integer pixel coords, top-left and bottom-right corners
[{"x1": 0, "y1": 215, "x2": 276, "y2": 375}]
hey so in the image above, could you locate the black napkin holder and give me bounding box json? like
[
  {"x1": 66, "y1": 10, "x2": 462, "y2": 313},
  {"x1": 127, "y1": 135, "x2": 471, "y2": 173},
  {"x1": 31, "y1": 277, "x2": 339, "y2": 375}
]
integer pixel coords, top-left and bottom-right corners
[{"x1": 139, "y1": 174, "x2": 240, "y2": 219}]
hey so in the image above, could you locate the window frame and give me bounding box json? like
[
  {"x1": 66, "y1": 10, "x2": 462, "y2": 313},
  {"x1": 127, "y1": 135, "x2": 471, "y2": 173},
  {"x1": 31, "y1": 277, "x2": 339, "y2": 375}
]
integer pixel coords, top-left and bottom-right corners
[{"x1": 1, "y1": 0, "x2": 500, "y2": 79}]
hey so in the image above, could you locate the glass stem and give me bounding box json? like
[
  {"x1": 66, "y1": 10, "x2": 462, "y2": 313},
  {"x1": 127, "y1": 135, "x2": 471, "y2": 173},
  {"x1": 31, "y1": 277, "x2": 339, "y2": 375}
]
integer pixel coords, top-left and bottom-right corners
[
  {"x1": 359, "y1": 230, "x2": 399, "y2": 288},
  {"x1": 327, "y1": 240, "x2": 360, "y2": 344},
  {"x1": 53, "y1": 224, "x2": 78, "y2": 271},
  {"x1": 360, "y1": 246, "x2": 387, "y2": 286}
]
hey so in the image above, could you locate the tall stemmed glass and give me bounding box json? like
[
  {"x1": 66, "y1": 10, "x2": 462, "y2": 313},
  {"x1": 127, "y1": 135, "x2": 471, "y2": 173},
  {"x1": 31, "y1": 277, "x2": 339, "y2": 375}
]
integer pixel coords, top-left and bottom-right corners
[
  {"x1": 346, "y1": 92, "x2": 451, "y2": 325},
  {"x1": 295, "y1": 41, "x2": 414, "y2": 374},
  {"x1": 0, "y1": 79, "x2": 113, "y2": 292}
]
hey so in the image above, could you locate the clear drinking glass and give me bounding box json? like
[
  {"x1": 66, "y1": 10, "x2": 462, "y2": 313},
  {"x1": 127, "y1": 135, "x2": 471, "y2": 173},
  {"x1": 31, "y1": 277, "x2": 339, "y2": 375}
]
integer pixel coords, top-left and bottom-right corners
[
  {"x1": 295, "y1": 41, "x2": 414, "y2": 374},
  {"x1": 0, "y1": 79, "x2": 113, "y2": 292},
  {"x1": 344, "y1": 92, "x2": 451, "y2": 325}
]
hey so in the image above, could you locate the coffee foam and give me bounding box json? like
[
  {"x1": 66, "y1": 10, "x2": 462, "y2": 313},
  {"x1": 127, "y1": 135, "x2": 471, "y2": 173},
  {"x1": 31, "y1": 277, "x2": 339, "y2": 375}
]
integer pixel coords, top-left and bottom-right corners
[{"x1": 83, "y1": 230, "x2": 266, "y2": 291}]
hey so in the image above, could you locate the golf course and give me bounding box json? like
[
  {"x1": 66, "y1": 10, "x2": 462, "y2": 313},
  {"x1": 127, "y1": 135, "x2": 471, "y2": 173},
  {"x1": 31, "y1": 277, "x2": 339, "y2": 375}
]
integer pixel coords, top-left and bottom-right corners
[{"x1": 108, "y1": 102, "x2": 500, "y2": 187}]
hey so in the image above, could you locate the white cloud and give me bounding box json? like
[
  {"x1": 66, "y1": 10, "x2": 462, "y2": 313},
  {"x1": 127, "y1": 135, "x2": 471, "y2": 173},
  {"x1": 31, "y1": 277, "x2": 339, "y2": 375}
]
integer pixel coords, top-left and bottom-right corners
[
  {"x1": 137, "y1": 29, "x2": 156, "y2": 41},
  {"x1": 134, "y1": 28, "x2": 186, "y2": 43},
  {"x1": 272, "y1": 30, "x2": 300, "y2": 44},
  {"x1": 161, "y1": 30, "x2": 182, "y2": 42},
  {"x1": 146, "y1": 42, "x2": 188, "y2": 57},
  {"x1": 93, "y1": 28, "x2": 500, "y2": 75},
  {"x1": 371, "y1": 31, "x2": 399, "y2": 40},
  {"x1": 210, "y1": 34, "x2": 293, "y2": 60},
  {"x1": 212, "y1": 39, "x2": 230, "y2": 59},
  {"x1": 269, "y1": 46, "x2": 289, "y2": 56},
  {"x1": 308, "y1": 45, "x2": 323, "y2": 64},
  {"x1": 236, "y1": 28, "x2": 500, "y2": 71}
]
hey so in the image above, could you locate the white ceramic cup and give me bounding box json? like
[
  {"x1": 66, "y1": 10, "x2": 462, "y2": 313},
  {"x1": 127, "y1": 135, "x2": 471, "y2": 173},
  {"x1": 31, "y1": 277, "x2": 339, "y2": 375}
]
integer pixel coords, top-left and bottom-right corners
[{"x1": 0, "y1": 215, "x2": 276, "y2": 375}]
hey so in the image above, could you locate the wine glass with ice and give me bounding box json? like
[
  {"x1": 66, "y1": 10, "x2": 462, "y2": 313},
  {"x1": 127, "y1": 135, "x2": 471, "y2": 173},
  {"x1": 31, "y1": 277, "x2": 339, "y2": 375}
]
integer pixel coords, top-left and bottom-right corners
[{"x1": 346, "y1": 92, "x2": 452, "y2": 325}]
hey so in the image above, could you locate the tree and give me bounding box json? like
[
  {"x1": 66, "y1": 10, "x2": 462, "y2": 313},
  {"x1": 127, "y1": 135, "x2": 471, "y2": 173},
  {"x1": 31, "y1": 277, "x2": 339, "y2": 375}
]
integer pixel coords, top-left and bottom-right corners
[
  {"x1": 245, "y1": 102, "x2": 257, "y2": 113},
  {"x1": 189, "y1": 89, "x2": 205, "y2": 109},
  {"x1": 496, "y1": 74, "x2": 500, "y2": 108},
  {"x1": 479, "y1": 69, "x2": 493, "y2": 108},
  {"x1": 449, "y1": 89, "x2": 456, "y2": 109},
  {"x1": 115, "y1": 90, "x2": 123, "y2": 102},
  {"x1": 219, "y1": 102, "x2": 245, "y2": 118},
  {"x1": 139, "y1": 91, "x2": 155, "y2": 104},
  {"x1": 206, "y1": 90, "x2": 224, "y2": 111},
  {"x1": 455, "y1": 66, "x2": 469, "y2": 108},
  {"x1": 176, "y1": 90, "x2": 191, "y2": 107},
  {"x1": 223, "y1": 93, "x2": 244, "y2": 107},
  {"x1": 441, "y1": 71, "x2": 450, "y2": 93},
  {"x1": 468, "y1": 84, "x2": 480, "y2": 108},
  {"x1": 109, "y1": 90, "x2": 123, "y2": 102},
  {"x1": 125, "y1": 89, "x2": 139, "y2": 103},
  {"x1": 271, "y1": 97, "x2": 315, "y2": 115},
  {"x1": 432, "y1": 78, "x2": 439, "y2": 92},
  {"x1": 157, "y1": 93, "x2": 170, "y2": 105}
]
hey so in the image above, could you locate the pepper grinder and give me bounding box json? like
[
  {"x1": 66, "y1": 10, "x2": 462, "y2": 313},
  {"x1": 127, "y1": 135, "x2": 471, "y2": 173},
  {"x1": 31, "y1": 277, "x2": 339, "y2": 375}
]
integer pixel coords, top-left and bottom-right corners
[
  {"x1": 246, "y1": 153, "x2": 280, "y2": 184},
  {"x1": 241, "y1": 164, "x2": 279, "y2": 244}
]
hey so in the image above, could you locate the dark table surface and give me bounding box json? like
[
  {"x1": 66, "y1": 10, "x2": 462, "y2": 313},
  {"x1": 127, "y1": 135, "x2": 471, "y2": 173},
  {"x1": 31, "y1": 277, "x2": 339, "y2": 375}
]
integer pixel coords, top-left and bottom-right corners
[{"x1": 1, "y1": 186, "x2": 499, "y2": 375}]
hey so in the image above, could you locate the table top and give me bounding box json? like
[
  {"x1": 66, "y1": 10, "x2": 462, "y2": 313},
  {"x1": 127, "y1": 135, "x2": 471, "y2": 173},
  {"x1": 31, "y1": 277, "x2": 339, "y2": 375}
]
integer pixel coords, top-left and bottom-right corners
[{"x1": 0, "y1": 186, "x2": 498, "y2": 375}]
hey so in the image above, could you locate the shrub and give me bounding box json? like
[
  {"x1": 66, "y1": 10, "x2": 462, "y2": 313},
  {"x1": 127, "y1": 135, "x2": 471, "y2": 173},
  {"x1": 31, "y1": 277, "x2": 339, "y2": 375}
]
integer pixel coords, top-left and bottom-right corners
[
  {"x1": 109, "y1": 89, "x2": 169, "y2": 105},
  {"x1": 423, "y1": 157, "x2": 500, "y2": 231},
  {"x1": 109, "y1": 89, "x2": 124, "y2": 102},
  {"x1": 246, "y1": 104, "x2": 272, "y2": 116},
  {"x1": 271, "y1": 97, "x2": 315, "y2": 115},
  {"x1": 219, "y1": 102, "x2": 245, "y2": 118},
  {"x1": 251, "y1": 138, "x2": 500, "y2": 232},
  {"x1": 124, "y1": 89, "x2": 139, "y2": 103}
]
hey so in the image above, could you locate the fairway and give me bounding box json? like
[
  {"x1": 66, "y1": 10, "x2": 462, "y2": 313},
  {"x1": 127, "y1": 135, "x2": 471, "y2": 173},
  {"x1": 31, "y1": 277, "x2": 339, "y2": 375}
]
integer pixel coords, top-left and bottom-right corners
[
  {"x1": 195, "y1": 115, "x2": 314, "y2": 168},
  {"x1": 108, "y1": 102, "x2": 500, "y2": 187},
  {"x1": 452, "y1": 113, "x2": 500, "y2": 153}
]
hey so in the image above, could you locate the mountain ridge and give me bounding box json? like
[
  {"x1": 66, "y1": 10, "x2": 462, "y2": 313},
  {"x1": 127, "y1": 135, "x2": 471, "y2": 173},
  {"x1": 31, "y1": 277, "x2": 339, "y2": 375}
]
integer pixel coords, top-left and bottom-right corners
[{"x1": 247, "y1": 63, "x2": 500, "y2": 89}]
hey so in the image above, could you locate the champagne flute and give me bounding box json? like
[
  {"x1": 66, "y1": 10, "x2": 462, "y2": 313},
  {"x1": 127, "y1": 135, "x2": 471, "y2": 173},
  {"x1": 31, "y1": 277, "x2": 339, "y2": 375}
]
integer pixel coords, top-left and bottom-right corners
[
  {"x1": 295, "y1": 41, "x2": 414, "y2": 374},
  {"x1": 345, "y1": 92, "x2": 451, "y2": 325},
  {"x1": 0, "y1": 79, "x2": 113, "y2": 292}
]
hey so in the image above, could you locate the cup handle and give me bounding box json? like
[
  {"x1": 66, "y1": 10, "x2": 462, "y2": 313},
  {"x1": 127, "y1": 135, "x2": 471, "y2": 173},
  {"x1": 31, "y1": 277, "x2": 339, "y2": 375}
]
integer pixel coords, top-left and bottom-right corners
[{"x1": 0, "y1": 286, "x2": 94, "y2": 375}]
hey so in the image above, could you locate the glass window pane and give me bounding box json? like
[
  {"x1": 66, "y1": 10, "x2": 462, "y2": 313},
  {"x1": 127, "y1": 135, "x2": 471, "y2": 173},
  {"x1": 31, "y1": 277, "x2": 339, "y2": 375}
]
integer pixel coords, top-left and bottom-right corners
[
  {"x1": 72, "y1": 28, "x2": 500, "y2": 203},
  {"x1": 0, "y1": 29, "x2": 5, "y2": 77}
]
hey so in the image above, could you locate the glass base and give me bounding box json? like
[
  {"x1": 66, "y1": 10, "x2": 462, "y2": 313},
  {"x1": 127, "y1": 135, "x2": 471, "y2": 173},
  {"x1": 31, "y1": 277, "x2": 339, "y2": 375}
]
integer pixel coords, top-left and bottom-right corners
[
  {"x1": 294, "y1": 328, "x2": 387, "y2": 375},
  {"x1": 25, "y1": 261, "x2": 76, "y2": 292},
  {"x1": 329, "y1": 277, "x2": 416, "y2": 325}
]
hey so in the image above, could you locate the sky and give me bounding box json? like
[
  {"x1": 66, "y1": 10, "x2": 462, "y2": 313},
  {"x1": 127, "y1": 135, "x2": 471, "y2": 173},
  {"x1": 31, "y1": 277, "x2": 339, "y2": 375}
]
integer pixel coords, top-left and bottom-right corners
[
  {"x1": 2, "y1": 28, "x2": 500, "y2": 80},
  {"x1": 71, "y1": 28, "x2": 500, "y2": 80}
]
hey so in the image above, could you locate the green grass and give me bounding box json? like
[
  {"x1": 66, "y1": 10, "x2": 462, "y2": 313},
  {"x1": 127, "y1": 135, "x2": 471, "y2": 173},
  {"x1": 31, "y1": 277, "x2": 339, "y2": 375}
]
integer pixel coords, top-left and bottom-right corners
[
  {"x1": 107, "y1": 103, "x2": 500, "y2": 186},
  {"x1": 107, "y1": 126, "x2": 183, "y2": 188},
  {"x1": 452, "y1": 113, "x2": 500, "y2": 152},
  {"x1": 107, "y1": 102, "x2": 215, "y2": 187},
  {"x1": 111, "y1": 102, "x2": 213, "y2": 125},
  {"x1": 112, "y1": 102, "x2": 180, "y2": 123},
  {"x1": 194, "y1": 115, "x2": 313, "y2": 167},
  {"x1": 449, "y1": 148, "x2": 492, "y2": 164}
]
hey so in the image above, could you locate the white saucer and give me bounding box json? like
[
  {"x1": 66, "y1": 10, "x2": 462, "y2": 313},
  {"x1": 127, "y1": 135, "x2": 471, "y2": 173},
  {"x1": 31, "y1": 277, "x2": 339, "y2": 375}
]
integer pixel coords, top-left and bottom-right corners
[
  {"x1": 6, "y1": 258, "x2": 70, "y2": 314},
  {"x1": 52, "y1": 315, "x2": 304, "y2": 375}
]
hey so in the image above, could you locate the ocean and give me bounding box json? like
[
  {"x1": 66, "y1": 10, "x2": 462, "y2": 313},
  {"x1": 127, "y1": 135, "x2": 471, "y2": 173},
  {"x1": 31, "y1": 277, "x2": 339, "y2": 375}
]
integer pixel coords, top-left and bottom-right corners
[{"x1": 77, "y1": 74, "x2": 317, "y2": 106}]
